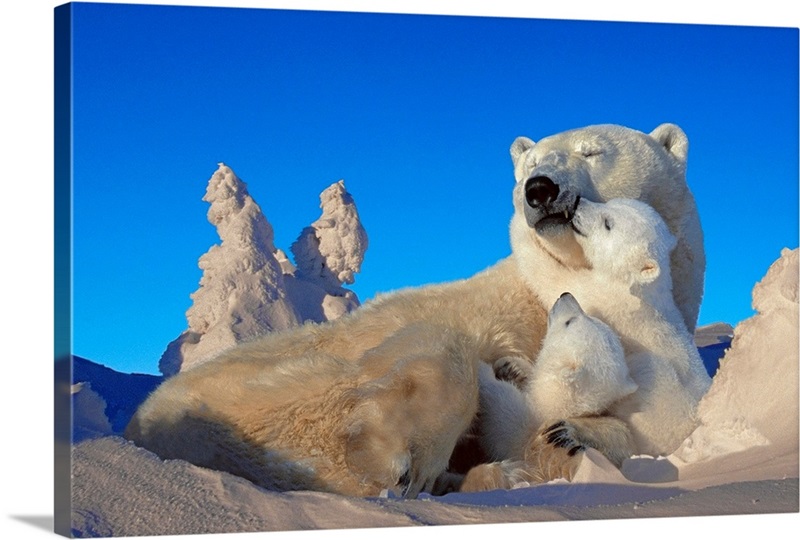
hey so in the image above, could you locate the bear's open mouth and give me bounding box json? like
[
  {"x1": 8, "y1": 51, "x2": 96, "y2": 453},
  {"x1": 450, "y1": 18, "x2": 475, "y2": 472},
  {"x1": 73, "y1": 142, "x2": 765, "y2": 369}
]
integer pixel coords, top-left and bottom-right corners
[
  {"x1": 533, "y1": 196, "x2": 580, "y2": 233},
  {"x1": 535, "y1": 211, "x2": 573, "y2": 230}
]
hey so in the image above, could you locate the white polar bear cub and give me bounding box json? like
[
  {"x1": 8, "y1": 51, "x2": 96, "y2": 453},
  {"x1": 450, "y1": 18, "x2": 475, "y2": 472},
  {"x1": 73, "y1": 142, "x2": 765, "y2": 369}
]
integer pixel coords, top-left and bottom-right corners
[
  {"x1": 569, "y1": 197, "x2": 712, "y2": 455},
  {"x1": 528, "y1": 292, "x2": 637, "y2": 424},
  {"x1": 571, "y1": 198, "x2": 678, "y2": 316},
  {"x1": 479, "y1": 292, "x2": 637, "y2": 462}
]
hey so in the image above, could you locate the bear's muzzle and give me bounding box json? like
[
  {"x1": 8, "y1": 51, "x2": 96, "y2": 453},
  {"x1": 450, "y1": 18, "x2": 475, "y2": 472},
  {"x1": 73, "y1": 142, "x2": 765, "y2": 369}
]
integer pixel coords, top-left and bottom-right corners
[{"x1": 523, "y1": 172, "x2": 580, "y2": 235}]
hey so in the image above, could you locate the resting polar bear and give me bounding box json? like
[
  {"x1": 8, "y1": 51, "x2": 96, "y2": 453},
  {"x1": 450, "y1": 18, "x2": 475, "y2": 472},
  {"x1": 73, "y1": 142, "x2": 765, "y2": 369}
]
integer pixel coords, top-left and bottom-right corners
[
  {"x1": 463, "y1": 198, "x2": 710, "y2": 491},
  {"x1": 126, "y1": 123, "x2": 706, "y2": 496},
  {"x1": 127, "y1": 323, "x2": 479, "y2": 497}
]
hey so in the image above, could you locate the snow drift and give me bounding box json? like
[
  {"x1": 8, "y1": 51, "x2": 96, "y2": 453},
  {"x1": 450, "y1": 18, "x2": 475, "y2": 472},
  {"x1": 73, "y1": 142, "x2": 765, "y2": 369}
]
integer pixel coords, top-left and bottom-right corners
[
  {"x1": 673, "y1": 247, "x2": 798, "y2": 463},
  {"x1": 71, "y1": 382, "x2": 112, "y2": 443},
  {"x1": 69, "y1": 248, "x2": 799, "y2": 537}
]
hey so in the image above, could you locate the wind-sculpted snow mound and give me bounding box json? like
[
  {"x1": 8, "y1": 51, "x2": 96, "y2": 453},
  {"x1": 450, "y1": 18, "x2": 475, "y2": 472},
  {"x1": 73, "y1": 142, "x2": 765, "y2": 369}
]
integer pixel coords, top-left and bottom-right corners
[
  {"x1": 72, "y1": 382, "x2": 112, "y2": 443},
  {"x1": 292, "y1": 179, "x2": 368, "y2": 291},
  {"x1": 158, "y1": 165, "x2": 368, "y2": 376},
  {"x1": 672, "y1": 247, "x2": 798, "y2": 463},
  {"x1": 287, "y1": 179, "x2": 368, "y2": 322},
  {"x1": 158, "y1": 164, "x2": 300, "y2": 376}
]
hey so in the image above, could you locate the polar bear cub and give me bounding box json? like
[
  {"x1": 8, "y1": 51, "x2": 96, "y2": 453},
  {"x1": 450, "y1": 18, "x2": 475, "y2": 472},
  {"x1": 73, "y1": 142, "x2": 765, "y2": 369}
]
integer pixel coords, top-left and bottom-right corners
[
  {"x1": 570, "y1": 198, "x2": 711, "y2": 399},
  {"x1": 570, "y1": 198, "x2": 678, "y2": 310},
  {"x1": 528, "y1": 292, "x2": 637, "y2": 422},
  {"x1": 479, "y1": 292, "x2": 636, "y2": 462},
  {"x1": 569, "y1": 197, "x2": 712, "y2": 455}
]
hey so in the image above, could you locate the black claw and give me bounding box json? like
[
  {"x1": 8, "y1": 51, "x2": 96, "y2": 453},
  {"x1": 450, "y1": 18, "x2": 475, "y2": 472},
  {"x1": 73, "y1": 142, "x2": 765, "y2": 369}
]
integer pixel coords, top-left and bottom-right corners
[
  {"x1": 568, "y1": 445, "x2": 586, "y2": 457},
  {"x1": 398, "y1": 470, "x2": 411, "y2": 490},
  {"x1": 546, "y1": 428, "x2": 567, "y2": 444},
  {"x1": 554, "y1": 436, "x2": 573, "y2": 449},
  {"x1": 544, "y1": 421, "x2": 566, "y2": 434}
]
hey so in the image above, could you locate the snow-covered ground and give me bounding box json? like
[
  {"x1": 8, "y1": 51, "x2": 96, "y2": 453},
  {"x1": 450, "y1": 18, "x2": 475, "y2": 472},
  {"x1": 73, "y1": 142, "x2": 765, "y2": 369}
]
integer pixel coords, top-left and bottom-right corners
[{"x1": 67, "y1": 248, "x2": 798, "y2": 538}]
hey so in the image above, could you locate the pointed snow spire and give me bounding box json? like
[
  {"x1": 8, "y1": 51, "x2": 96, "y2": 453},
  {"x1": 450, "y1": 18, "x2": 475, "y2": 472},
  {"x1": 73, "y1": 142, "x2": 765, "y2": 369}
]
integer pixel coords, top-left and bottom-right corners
[
  {"x1": 159, "y1": 164, "x2": 301, "y2": 377},
  {"x1": 291, "y1": 180, "x2": 369, "y2": 294}
]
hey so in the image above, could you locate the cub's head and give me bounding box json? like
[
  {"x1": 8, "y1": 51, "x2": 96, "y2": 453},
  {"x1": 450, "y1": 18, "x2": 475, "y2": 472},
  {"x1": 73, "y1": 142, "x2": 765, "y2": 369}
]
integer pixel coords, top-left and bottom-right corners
[
  {"x1": 532, "y1": 293, "x2": 637, "y2": 419},
  {"x1": 570, "y1": 198, "x2": 677, "y2": 288}
]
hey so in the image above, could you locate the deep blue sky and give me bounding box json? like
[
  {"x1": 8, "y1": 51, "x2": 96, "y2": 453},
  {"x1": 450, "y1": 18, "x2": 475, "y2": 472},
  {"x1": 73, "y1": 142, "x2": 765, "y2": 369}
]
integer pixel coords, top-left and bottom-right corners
[{"x1": 69, "y1": 2, "x2": 798, "y2": 375}]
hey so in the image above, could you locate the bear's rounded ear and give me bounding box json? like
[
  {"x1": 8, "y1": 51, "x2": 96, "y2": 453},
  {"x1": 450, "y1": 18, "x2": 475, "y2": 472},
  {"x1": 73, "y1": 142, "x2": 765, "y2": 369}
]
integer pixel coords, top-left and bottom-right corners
[
  {"x1": 638, "y1": 257, "x2": 662, "y2": 284},
  {"x1": 650, "y1": 123, "x2": 688, "y2": 163},
  {"x1": 510, "y1": 136, "x2": 535, "y2": 165}
]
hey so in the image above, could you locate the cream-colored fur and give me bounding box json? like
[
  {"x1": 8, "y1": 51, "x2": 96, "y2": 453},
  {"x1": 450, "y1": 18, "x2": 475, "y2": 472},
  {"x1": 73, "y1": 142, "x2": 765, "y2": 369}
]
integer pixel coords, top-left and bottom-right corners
[
  {"x1": 128, "y1": 323, "x2": 480, "y2": 498},
  {"x1": 126, "y1": 261, "x2": 545, "y2": 497},
  {"x1": 127, "y1": 123, "x2": 706, "y2": 496}
]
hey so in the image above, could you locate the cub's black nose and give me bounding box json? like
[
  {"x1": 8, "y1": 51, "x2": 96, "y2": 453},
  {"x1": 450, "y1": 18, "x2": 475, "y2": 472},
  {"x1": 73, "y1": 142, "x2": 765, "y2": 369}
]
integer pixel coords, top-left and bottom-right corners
[{"x1": 525, "y1": 176, "x2": 559, "y2": 208}]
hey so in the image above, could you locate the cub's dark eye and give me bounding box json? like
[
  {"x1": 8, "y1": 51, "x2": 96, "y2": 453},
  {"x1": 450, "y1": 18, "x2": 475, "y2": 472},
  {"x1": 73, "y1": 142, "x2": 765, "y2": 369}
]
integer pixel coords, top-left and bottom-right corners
[
  {"x1": 581, "y1": 148, "x2": 603, "y2": 158},
  {"x1": 604, "y1": 218, "x2": 613, "y2": 231},
  {"x1": 565, "y1": 317, "x2": 576, "y2": 327}
]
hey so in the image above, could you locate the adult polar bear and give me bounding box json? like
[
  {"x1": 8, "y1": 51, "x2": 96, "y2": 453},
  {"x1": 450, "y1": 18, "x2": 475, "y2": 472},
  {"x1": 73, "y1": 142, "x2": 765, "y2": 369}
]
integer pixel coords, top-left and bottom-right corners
[
  {"x1": 126, "y1": 123, "x2": 705, "y2": 497},
  {"x1": 510, "y1": 123, "x2": 704, "y2": 335}
]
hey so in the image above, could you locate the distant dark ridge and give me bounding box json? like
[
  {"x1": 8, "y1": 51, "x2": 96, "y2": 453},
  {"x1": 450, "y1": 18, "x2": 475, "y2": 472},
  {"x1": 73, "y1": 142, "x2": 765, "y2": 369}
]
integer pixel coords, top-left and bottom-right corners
[
  {"x1": 698, "y1": 342, "x2": 730, "y2": 378},
  {"x1": 694, "y1": 322, "x2": 734, "y2": 378},
  {"x1": 72, "y1": 356, "x2": 163, "y2": 433}
]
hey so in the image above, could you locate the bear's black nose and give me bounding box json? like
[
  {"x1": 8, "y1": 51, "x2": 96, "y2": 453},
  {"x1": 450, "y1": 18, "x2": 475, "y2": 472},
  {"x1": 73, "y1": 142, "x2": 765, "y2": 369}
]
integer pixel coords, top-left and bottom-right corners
[{"x1": 525, "y1": 176, "x2": 560, "y2": 208}]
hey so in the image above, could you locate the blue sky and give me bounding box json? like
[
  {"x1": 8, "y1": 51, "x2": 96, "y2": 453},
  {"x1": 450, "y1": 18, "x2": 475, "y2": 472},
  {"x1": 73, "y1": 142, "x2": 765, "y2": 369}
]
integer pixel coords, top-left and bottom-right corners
[{"x1": 68, "y1": 2, "x2": 798, "y2": 375}]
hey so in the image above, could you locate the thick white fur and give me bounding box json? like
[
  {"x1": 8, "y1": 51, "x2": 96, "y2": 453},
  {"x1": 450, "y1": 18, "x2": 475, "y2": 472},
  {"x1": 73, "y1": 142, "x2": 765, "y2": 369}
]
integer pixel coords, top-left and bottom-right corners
[
  {"x1": 568, "y1": 198, "x2": 711, "y2": 455},
  {"x1": 465, "y1": 197, "x2": 710, "y2": 492},
  {"x1": 126, "y1": 262, "x2": 540, "y2": 497},
  {"x1": 477, "y1": 363, "x2": 531, "y2": 461},
  {"x1": 527, "y1": 293, "x2": 637, "y2": 428},
  {"x1": 128, "y1": 323, "x2": 481, "y2": 498},
  {"x1": 510, "y1": 124, "x2": 705, "y2": 334},
  {"x1": 479, "y1": 293, "x2": 637, "y2": 462},
  {"x1": 127, "y1": 124, "x2": 707, "y2": 496}
]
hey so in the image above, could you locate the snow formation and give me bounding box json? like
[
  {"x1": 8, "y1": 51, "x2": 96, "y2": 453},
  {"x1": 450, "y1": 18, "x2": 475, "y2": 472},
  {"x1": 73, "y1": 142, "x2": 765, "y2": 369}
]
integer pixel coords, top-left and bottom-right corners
[
  {"x1": 291, "y1": 180, "x2": 369, "y2": 290},
  {"x1": 287, "y1": 179, "x2": 368, "y2": 321},
  {"x1": 72, "y1": 355, "x2": 163, "y2": 434},
  {"x1": 72, "y1": 382, "x2": 112, "y2": 443},
  {"x1": 158, "y1": 164, "x2": 367, "y2": 376},
  {"x1": 672, "y1": 247, "x2": 799, "y2": 462}
]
